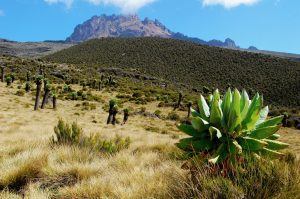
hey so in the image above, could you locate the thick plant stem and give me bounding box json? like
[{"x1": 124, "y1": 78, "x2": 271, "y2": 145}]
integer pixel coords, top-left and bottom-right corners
[
  {"x1": 187, "y1": 102, "x2": 192, "y2": 118},
  {"x1": 174, "y1": 92, "x2": 183, "y2": 110},
  {"x1": 41, "y1": 90, "x2": 50, "y2": 109},
  {"x1": 34, "y1": 82, "x2": 42, "y2": 111},
  {"x1": 1, "y1": 67, "x2": 4, "y2": 82},
  {"x1": 53, "y1": 96, "x2": 57, "y2": 110}
]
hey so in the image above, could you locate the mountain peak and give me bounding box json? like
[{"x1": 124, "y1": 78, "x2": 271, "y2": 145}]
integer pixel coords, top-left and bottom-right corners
[
  {"x1": 66, "y1": 14, "x2": 255, "y2": 50},
  {"x1": 66, "y1": 14, "x2": 172, "y2": 42}
]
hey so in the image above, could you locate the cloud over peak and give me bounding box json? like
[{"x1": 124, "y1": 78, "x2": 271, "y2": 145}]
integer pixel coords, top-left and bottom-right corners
[
  {"x1": 202, "y1": 0, "x2": 260, "y2": 9},
  {"x1": 44, "y1": 0, "x2": 156, "y2": 13},
  {"x1": 44, "y1": 0, "x2": 74, "y2": 9},
  {"x1": 87, "y1": 0, "x2": 156, "y2": 13}
]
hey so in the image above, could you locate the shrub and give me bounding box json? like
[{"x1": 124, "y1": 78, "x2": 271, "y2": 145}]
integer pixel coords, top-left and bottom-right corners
[
  {"x1": 51, "y1": 119, "x2": 83, "y2": 145},
  {"x1": 154, "y1": 110, "x2": 162, "y2": 117},
  {"x1": 167, "y1": 111, "x2": 180, "y2": 121},
  {"x1": 15, "y1": 90, "x2": 25, "y2": 96},
  {"x1": 51, "y1": 119, "x2": 130, "y2": 154},
  {"x1": 85, "y1": 134, "x2": 131, "y2": 153},
  {"x1": 176, "y1": 88, "x2": 288, "y2": 167}
]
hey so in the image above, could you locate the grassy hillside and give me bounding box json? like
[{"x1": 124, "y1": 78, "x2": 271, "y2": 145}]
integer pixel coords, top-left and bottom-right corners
[{"x1": 45, "y1": 38, "x2": 300, "y2": 108}]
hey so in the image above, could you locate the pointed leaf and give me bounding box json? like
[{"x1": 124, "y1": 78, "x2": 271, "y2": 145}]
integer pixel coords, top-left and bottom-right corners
[
  {"x1": 267, "y1": 134, "x2": 280, "y2": 140},
  {"x1": 239, "y1": 137, "x2": 267, "y2": 151},
  {"x1": 177, "y1": 123, "x2": 205, "y2": 138},
  {"x1": 209, "y1": 143, "x2": 228, "y2": 164},
  {"x1": 176, "y1": 138, "x2": 213, "y2": 152},
  {"x1": 209, "y1": 126, "x2": 222, "y2": 140},
  {"x1": 227, "y1": 89, "x2": 242, "y2": 132},
  {"x1": 248, "y1": 125, "x2": 280, "y2": 139},
  {"x1": 192, "y1": 117, "x2": 209, "y2": 132},
  {"x1": 240, "y1": 89, "x2": 250, "y2": 120},
  {"x1": 197, "y1": 95, "x2": 210, "y2": 120},
  {"x1": 256, "y1": 115, "x2": 284, "y2": 129},
  {"x1": 260, "y1": 148, "x2": 284, "y2": 158},
  {"x1": 264, "y1": 139, "x2": 289, "y2": 150},
  {"x1": 221, "y1": 88, "x2": 232, "y2": 125},
  {"x1": 210, "y1": 90, "x2": 223, "y2": 126},
  {"x1": 256, "y1": 106, "x2": 269, "y2": 126},
  {"x1": 242, "y1": 93, "x2": 262, "y2": 130},
  {"x1": 191, "y1": 108, "x2": 201, "y2": 117}
]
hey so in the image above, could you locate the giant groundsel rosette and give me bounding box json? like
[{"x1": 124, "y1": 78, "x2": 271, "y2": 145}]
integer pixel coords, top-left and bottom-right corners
[{"x1": 176, "y1": 88, "x2": 289, "y2": 164}]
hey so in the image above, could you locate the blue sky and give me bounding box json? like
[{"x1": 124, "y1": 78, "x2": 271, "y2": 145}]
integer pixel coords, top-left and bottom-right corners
[{"x1": 0, "y1": 0, "x2": 299, "y2": 54}]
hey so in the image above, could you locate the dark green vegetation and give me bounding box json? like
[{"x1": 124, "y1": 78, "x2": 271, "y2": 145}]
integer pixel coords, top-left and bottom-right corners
[{"x1": 45, "y1": 38, "x2": 300, "y2": 108}]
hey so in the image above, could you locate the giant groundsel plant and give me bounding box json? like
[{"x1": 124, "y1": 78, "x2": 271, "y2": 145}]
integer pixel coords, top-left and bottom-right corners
[{"x1": 176, "y1": 88, "x2": 289, "y2": 164}]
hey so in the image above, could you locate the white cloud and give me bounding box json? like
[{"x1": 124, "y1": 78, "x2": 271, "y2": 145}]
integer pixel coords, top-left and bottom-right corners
[
  {"x1": 0, "y1": 9, "x2": 4, "y2": 16},
  {"x1": 44, "y1": 0, "x2": 74, "y2": 9},
  {"x1": 202, "y1": 0, "x2": 260, "y2": 9},
  {"x1": 86, "y1": 0, "x2": 156, "y2": 13}
]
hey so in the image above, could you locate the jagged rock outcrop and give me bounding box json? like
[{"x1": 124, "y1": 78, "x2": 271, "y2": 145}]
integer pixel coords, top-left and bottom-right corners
[{"x1": 66, "y1": 14, "x2": 249, "y2": 49}]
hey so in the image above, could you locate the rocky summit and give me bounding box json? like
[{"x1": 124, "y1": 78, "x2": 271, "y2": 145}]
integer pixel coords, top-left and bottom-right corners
[{"x1": 66, "y1": 14, "x2": 242, "y2": 49}]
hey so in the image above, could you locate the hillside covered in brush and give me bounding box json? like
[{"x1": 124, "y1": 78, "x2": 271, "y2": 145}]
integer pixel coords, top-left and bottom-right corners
[{"x1": 45, "y1": 38, "x2": 300, "y2": 108}]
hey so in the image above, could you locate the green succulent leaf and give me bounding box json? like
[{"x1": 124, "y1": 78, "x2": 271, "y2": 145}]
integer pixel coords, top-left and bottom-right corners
[
  {"x1": 240, "y1": 89, "x2": 250, "y2": 120},
  {"x1": 210, "y1": 90, "x2": 223, "y2": 127},
  {"x1": 209, "y1": 126, "x2": 222, "y2": 140},
  {"x1": 176, "y1": 138, "x2": 213, "y2": 152},
  {"x1": 248, "y1": 125, "x2": 280, "y2": 139},
  {"x1": 209, "y1": 143, "x2": 228, "y2": 164},
  {"x1": 255, "y1": 106, "x2": 269, "y2": 126},
  {"x1": 267, "y1": 134, "x2": 280, "y2": 140},
  {"x1": 221, "y1": 88, "x2": 232, "y2": 125},
  {"x1": 198, "y1": 95, "x2": 210, "y2": 120},
  {"x1": 260, "y1": 148, "x2": 284, "y2": 158},
  {"x1": 242, "y1": 93, "x2": 262, "y2": 130},
  {"x1": 177, "y1": 124, "x2": 205, "y2": 138},
  {"x1": 227, "y1": 89, "x2": 242, "y2": 133},
  {"x1": 239, "y1": 137, "x2": 267, "y2": 151},
  {"x1": 192, "y1": 117, "x2": 209, "y2": 132},
  {"x1": 191, "y1": 108, "x2": 201, "y2": 117},
  {"x1": 256, "y1": 115, "x2": 284, "y2": 129},
  {"x1": 264, "y1": 139, "x2": 289, "y2": 150}
]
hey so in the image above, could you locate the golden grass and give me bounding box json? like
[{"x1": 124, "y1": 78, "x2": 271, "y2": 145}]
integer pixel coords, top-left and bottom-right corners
[{"x1": 0, "y1": 82, "x2": 299, "y2": 198}]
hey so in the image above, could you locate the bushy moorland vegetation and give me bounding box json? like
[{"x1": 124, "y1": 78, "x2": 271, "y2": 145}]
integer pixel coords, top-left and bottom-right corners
[{"x1": 45, "y1": 38, "x2": 300, "y2": 108}]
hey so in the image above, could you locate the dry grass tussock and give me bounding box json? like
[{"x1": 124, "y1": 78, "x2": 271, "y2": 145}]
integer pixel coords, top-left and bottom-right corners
[{"x1": 0, "y1": 82, "x2": 300, "y2": 198}]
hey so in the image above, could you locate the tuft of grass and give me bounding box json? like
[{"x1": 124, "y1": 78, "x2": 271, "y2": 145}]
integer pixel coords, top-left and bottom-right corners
[
  {"x1": 0, "y1": 149, "x2": 48, "y2": 192},
  {"x1": 169, "y1": 154, "x2": 300, "y2": 199}
]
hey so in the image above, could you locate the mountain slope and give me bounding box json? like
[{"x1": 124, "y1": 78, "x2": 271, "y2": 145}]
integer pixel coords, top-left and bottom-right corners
[
  {"x1": 0, "y1": 39, "x2": 73, "y2": 58},
  {"x1": 66, "y1": 14, "x2": 241, "y2": 49},
  {"x1": 45, "y1": 37, "x2": 300, "y2": 108}
]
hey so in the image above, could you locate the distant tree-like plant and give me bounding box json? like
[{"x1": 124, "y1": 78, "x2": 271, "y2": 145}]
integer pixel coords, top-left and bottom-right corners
[
  {"x1": 176, "y1": 88, "x2": 289, "y2": 170},
  {"x1": 174, "y1": 91, "x2": 183, "y2": 111},
  {"x1": 10, "y1": 73, "x2": 15, "y2": 83},
  {"x1": 34, "y1": 75, "x2": 43, "y2": 111},
  {"x1": 1, "y1": 65, "x2": 4, "y2": 82},
  {"x1": 112, "y1": 105, "x2": 119, "y2": 125},
  {"x1": 5, "y1": 76, "x2": 12, "y2": 86},
  {"x1": 41, "y1": 83, "x2": 51, "y2": 109},
  {"x1": 107, "y1": 99, "x2": 117, "y2": 125},
  {"x1": 50, "y1": 90, "x2": 58, "y2": 110},
  {"x1": 25, "y1": 81, "x2": 31, "y2": 92},
  {"x1": 122, "y1": 108, "x2": 129, "y2": 125}
]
